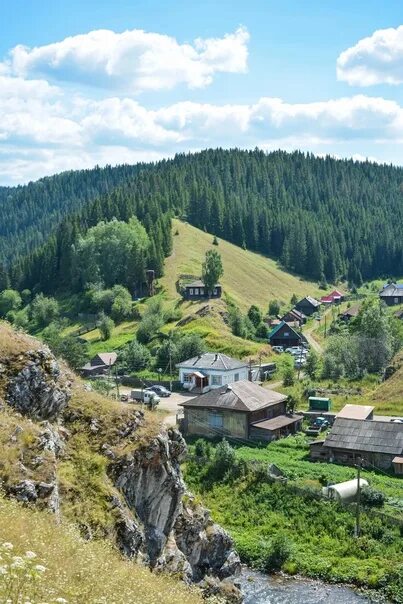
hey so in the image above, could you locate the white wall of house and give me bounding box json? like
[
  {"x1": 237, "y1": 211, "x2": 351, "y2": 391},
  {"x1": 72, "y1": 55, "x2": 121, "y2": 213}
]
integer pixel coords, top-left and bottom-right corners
[{"x1": 179, "y1": 367, "x2": 248, "y2": 389}]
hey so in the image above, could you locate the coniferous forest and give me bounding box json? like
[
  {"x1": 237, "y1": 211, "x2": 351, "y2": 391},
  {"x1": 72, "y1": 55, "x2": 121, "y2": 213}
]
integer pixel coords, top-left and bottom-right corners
[{"x1": 1, "y1": 148, "x2": 402, "y2": 294}]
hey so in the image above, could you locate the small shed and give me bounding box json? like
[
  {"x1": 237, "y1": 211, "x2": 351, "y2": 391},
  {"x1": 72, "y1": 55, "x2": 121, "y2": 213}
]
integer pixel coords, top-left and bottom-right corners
[
  {"x1": 322, "y1": 478, "x2": 369, "y2": 503},
  {"x1": 309, "y1": 396, "x2": 332, "y2": 412},
  {"x1": 392, "y1": 456, "x2": 403, "y2": 475},
  {"x1": 337, "y1": 404, "x2": 374, "y2": 421}
]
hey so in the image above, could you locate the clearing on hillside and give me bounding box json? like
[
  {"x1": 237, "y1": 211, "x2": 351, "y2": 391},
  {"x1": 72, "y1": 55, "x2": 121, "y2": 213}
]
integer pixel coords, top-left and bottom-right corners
[{"x1": 162, "y1": 220, "x2": 321, "y2": 312}]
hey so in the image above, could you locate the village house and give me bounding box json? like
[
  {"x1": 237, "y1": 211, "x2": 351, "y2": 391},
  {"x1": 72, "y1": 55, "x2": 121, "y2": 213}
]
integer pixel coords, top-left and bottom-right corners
[
  {"x1": 379, "y1": 283, "x2": 403, "y2": 306},
  {"x1": 176, "y1": 352, "x2": 248, "y2": 393},
  {"x1": 310, "y1": 416, "x2": 403, "y2": 473},
  {"x1": 268, "y1": 320, "x2": 303, "y2": 348},
  {"x1": 295, "y1": 296, "x2": 321, "y2": 316},
  {"x1": 81, "y1": 352, "x2": 118, "y2": 377},
  {"x1": 179, "y1": 380, "x2": 302, "y2": 441},
  {"x1": 183, "y1": 280, "x2": 222, "y2": 300},
  {"x1": 320, "y1": 289, "x2": 344, "y2": 305},
  {"x1": 281, "y1": 308, "x2": 307, "y2": 325},
  {"x1": 340, "y1": 305, "x2": 360, "y2": 322}
]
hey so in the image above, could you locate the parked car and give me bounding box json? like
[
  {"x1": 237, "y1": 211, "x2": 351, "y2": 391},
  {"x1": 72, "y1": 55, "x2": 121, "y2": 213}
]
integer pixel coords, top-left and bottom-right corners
[
  {"x1": 272, "y1": 345, "x2": 284, "y2": 353},
  {"x1": 294, "y1": 358, "x2": 307, "y2": 368},
  {"x1": 120, "y1": 394, "x2": 129, "y2": 402},
  {"x1": 145, "y1": 385, "x2": 171, "y2": 397}
]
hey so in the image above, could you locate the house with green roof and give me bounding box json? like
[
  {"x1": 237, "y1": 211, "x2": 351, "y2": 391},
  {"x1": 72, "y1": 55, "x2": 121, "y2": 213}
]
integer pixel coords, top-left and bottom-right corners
[{"x1": 268, "y1": 320, "x2": 302, "y2": 348}]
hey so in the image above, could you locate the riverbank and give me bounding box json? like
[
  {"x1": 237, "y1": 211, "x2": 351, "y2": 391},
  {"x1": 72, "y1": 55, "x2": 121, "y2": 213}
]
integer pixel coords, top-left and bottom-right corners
[{"x1": 184, "y1": 439, "x2": 403, "y2": 603}]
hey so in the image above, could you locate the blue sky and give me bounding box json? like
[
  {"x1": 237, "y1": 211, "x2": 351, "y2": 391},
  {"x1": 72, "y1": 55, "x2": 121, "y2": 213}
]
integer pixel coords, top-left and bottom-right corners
[{"x1": 1, "y1": 0, "x2": 403, "y2": 184}]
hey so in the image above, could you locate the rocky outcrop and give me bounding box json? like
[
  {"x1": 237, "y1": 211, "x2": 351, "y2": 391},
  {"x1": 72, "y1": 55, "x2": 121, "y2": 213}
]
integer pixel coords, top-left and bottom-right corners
[
  {"x1": 111, "y1": 428, "x2": 241, "y2": 600},
  {"x1": 0, "y1": 329, "x2": 241, "y2": 601},
  {"x1": 4, "y1": 348, "x2": 70, "y2": 420}
]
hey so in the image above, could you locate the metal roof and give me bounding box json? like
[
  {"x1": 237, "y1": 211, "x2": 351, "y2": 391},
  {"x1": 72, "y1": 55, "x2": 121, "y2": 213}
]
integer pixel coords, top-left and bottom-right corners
[
  {"x1": 268, "y1": 320, "x2": 300, "y2": 339},
  {"x1": 176, "y1": 352, "x2": 247, "y2": 371},
  {"x1": 252, "y1": 414, "x2": 302, "y2": 431},
  {"x1": 179, "y1": 380, "x2": 287, "y2": 412},
  {"x1": 337, "y1": 404, "x2": 374, "y2": 420},
  {"x1": 298, "y1": 296, "x2": 321, "y2": 307},
  {"x1": 185, "y1": 280, "x2": 220, "y2": 288},
  {"x1": 380, "y1": 283, "x2": 403, "y2": 297},
  {"x1": 324, "y1": 418, "x2": 403, "y2": 456}
]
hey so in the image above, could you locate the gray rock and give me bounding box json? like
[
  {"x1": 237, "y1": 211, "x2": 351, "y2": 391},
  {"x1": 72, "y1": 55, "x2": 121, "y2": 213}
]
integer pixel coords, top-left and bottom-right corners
[
  {"x1": 6, "y1": 349, "x2": 70, "y2": 421},
  {"x1": 10, "y1": 479, "x2": 37, "y2": 502}
]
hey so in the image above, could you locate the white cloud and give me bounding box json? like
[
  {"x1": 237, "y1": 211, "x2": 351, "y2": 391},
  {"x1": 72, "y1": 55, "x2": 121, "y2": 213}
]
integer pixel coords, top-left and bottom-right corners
[
  {"x1": 4, "y1": 26, "x2": 249, "y2": 93},
  {"x1": 337, "y1": 25, "x2": 403, "y2": 86}
]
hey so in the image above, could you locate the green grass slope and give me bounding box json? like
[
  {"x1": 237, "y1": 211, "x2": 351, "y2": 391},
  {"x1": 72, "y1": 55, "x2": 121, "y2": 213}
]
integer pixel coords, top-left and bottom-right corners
[{"x1": 162, "y1": 220, "x2": 321, "y2": 311}]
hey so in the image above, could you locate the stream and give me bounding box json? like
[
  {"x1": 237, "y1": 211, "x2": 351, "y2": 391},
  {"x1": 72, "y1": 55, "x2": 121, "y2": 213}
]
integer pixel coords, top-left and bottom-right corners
[{"x1": 239, "y1": 569, "x2": 371, "y2": 603}]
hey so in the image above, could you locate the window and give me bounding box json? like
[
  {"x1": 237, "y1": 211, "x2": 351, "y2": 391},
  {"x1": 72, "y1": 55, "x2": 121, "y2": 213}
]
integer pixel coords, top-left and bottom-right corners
[
  {"x1": 200, "y1": 288, "x2": 204, "y2": 295},
  {"x1": 284, "y1": 332, "x2": 290, "y2": 336},
  {"x1": 234, "y1": 373, "x2": 239, "y2": 382},
  {"x1": 211, "y1": 375, "x2": 222, "y2": 386},
  {"x1": 208, "y1": 412, "x2": 223, "y2": 428},
  {"x1": 395, "y1": 298, "x2": 399, "y2": 304},
  {"x1": 189, "y1": 289, "x2": 193, "y2": 295},
  {"x1": 194, "y1": 288, "x2": 199, "y2": 295},
  {"x1": 213, "y1": 288, "x2": 217, "y2": 295},
  {"x1": 183, "y1": 373, "x2": 193, "y2": 383}
]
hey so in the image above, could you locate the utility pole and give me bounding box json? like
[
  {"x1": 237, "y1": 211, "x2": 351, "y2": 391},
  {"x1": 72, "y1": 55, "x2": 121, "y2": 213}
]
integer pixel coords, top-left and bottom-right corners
[
  {"x1": 297, "y1": 343, "x2": 304, "y2": 380},
  {"x1": 169, "y1": 331, "x2": 173, "y2": 392},
  {"x1": 354, "y1": 457, "x2": 363, "y2": 538},
  {"x1": 114, "y1": 363, "x2": 120, "y2": 400},
  {"x1": 324, "y1": 313, "x2": 327, "y2": 338}
]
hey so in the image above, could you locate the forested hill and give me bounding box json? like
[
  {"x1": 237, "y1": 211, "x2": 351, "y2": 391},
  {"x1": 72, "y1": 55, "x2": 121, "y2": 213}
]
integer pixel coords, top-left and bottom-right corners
[
  {"x1": 2, "y1": 149, "x2": 403, "y2": 290},
  {"x1": 0, "y1": 164, "x2": 141, "y2": 264}
]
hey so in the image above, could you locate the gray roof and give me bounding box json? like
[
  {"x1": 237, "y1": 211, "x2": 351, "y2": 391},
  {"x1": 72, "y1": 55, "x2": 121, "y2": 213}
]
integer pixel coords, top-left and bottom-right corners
[
  {"x1": 185, "y1": 280, "x2": 220, "y2": 288},
  {"x1": 303, "y1": 296, "x2": 321, "y2": 307},
  {"x1": 176, "y1": 352, "x2": 247, "y2": 371},
  {"x1": 324, "y1": 418, "x2": 403, "y2": 456},
  {"x1": 179, "y1": 380, "x2": 287, "y2": 412},
  {"x1": 95, "y1": 352, "x2": 117, "y2": 365},
  {"x1": 252, "y1": 414, "x2": 302, "y2": 431},
  {"x1": 380, "y1": 283, "x2": 403, "y2": 297}
]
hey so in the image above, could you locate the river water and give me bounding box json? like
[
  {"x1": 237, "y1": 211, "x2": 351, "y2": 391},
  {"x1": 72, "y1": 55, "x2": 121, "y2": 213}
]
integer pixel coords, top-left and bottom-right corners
[{"x1": 239, "y1": 569, "x2": 371, "y2": 603}]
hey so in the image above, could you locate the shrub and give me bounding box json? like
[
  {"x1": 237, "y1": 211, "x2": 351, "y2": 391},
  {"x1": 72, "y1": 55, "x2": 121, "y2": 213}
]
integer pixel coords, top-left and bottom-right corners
[
  {"x1": 0, "y1": 289, "x2": 22, "y2": 317},
  {"x1": 209, "y1": 439, "x2": 236, "y2": 480},
  {"x1": 98, "y1": 312, "x2": 114, "y2": 341},
  {"x1": 283, "y1": 365, "x2": 295, "y2": 387},
  {"x1": 29, "y1": 293, "x2": 59, "y2": 327},
  {"x1": 361, "y1": 487, "x2": 385, "y2": 508},
  {"x1": 268, "y1": 300, "x2": 280, "y2": 317},
  {"x1": 264, "y1": 533, "x2": 293, "y2": 571}
]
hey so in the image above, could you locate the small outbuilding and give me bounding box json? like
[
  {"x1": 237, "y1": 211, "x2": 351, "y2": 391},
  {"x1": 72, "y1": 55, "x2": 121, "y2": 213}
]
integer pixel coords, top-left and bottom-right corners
[
  {"x1": 81, "y1": 352, "x2": 118, "y2": 377},
  {"x1": 281, "y1": 308, "x2": 307, "y2": 325},
  {"x1": 322, "y1": 478, "x2": 369, "y2": 503}
]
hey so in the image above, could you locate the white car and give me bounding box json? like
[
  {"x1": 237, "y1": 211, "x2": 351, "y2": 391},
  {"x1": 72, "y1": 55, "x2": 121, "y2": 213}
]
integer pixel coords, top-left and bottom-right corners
[
  {"x1": 272, "y1": 345, "x2": 284, "y2": 353},
  {"x1": 295, "y1": 358, "x2": 307, "y2": 368}
]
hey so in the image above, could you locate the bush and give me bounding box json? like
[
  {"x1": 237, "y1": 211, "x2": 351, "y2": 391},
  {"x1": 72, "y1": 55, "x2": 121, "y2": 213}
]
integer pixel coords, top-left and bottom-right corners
[
  {"x1": 264, "y1": 533, "x2": 293, "y2": 571},
  {"x1": 268, "y1": 300, "x2": 280, "y2": 317},
  {"x1": 283, "y1": 365, "x2": 295, "y2": 387},
  {"x1": 0, "y1": 289, "x2": 22, "y2": 317},
  {"x1": 361, "y1": 487, "x2": 385, "y2": 508},
  {"x1": 29, "y1": 293, "x2": 59, "y2": 327},
  {"x1": 209, "y1": 439, "x2": 236, "y2": 480},
  {"x1": 176, "y1": 333, "x2": 206, "y2": 363},
  {"x1": 98, "y1": 312, "x2": 114, "y2": 341},
  {"x1": 121, "y1": 340, "x2": 151, "y2": 372},
  {"x1": 136, "y1": 316, "x2": 162, "y2": 344}
]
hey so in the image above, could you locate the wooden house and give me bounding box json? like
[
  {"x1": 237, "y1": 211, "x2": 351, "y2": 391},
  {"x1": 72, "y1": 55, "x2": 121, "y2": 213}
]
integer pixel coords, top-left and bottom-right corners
[
  {"x1": 295, "y1": 296, "x2": 321, "y2": 316},
  {"x1": 379, "y1": 283, "x2": 403, "y2": 306},
  {"x1": 281, "y1": 308, "x2": 307, "y2": 325},
  {"x1": 310, "y1": 417, "x2": 403, "y2": 472},
  {"x1": 179, "y1": 380, "x2": 301, "y2": 441},
  {"x1": 81, "y1": 352, "x2": 118, "y2": 377},
  {"x1": 268, "y1": 320, "x2": 303, "y2": 348},
  {"x1": 183, "y1": 280, "x2": 222, "y2": 300}
]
